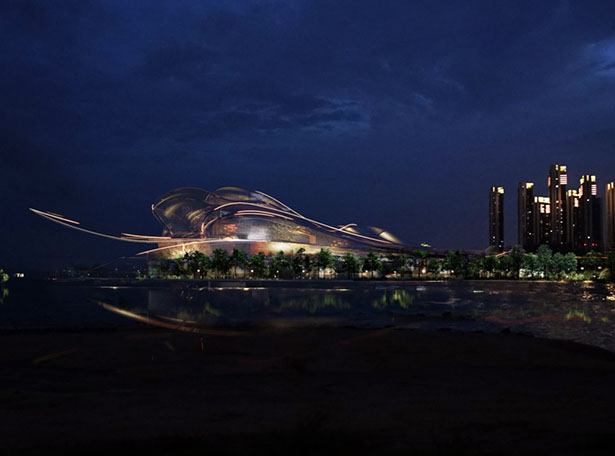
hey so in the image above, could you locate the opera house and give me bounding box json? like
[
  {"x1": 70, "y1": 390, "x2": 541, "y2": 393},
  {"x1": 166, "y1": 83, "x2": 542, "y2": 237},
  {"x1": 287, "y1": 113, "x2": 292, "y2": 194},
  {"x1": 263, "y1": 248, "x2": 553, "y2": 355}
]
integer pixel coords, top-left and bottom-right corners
[{"x1": 31, "y1": 187, "x2": 408, "y2": 257}]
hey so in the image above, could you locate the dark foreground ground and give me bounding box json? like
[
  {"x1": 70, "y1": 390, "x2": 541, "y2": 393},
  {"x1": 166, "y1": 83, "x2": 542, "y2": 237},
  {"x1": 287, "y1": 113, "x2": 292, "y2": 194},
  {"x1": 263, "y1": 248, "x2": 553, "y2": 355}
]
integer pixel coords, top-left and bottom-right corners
[{"x1": 2, "y1": 327, "x2": 615, "y2": 455}]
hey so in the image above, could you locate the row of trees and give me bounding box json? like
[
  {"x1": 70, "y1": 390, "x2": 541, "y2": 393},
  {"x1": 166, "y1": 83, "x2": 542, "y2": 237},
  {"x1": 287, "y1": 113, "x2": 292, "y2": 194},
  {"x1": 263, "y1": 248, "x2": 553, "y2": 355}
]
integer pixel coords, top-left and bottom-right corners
[
  {"x1": 427, "y1": 246, "x2": 614, "y2": 281},
  {"x1": 147, "y1": 246, "x2": 615, "y2": 282},
  {"x1": 151, "y1": 248, "x2": 385, "y2": 279}
]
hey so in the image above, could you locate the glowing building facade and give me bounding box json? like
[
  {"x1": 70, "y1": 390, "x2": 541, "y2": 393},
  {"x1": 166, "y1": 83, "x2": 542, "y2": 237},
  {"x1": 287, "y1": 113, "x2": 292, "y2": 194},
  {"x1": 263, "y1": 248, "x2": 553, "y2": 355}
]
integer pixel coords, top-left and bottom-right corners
[
  {"x1": 489, "y1": 186, "x2": 504, "y2": 252},
  {"x1": 516, "y1": 164, "x2": 609, "y2": 254},
  {"x1": 607, "y1": 182, "x2": 615, "y2": 252},
  {"x1": 548, "y1": 164, "x2": 568, "y2": 250},
  {"x1": 577, "y1": 175, "x2": 602, "y2": 254},
  {"x1": 31, "y1": 187, "x2": 409, "y2": 257},
  {"x1": 517, "y1": 182, "x2": 535, "y2": 251},
  {"x1": 565, "y1": 189, "x2": 580, "y2": 252},
  {"x1": 533, "y1": 196, "x2": 552, "y2": 248}
]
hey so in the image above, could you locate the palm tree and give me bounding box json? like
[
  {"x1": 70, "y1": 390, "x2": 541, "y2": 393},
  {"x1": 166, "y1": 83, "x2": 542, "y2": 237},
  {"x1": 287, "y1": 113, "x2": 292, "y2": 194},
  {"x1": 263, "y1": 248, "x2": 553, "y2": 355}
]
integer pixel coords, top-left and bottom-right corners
[
  {"x1": 362, "y1": 252, "x2": 383, "y2": 279},
  {"x1": 230, "y1": 248, "x2": 248, "y2": 278},
  {"x1": 483, "y1": 255, "x2": 498, "y2": 278},
  {"x1": 341, "y1": 252, "x2": 360, "y2": 279},
  {"x1": 536, "y1": 245, "x2": 553, "y2": 279},
  {"x1": 509, "y1": 245, "x2": 526, "y2": 279},
  {"x1": 211, "y1": 249, "x2": 231, "y2": 278},
  {"x1": 315, "y1": 248, "x2": 334, "y2": 278},
  {"x1": 271, "y1": 251, "x2": 290, "y2": 278},
  {"x1": 183, "y1": 251, "x2": 209, "y2": 278},
  {"x1": 248, "y1": 252, "x2": 266, "y2": 278},
  {"x1": 413, "y1": 250, "x2": 429, "y2": 279},
  {"x1": 302, "y1": 254, "x2": 313, "y2": 278},
  {"x1": 426, "y1": 258, "x2": 441, "y2": 276},
  {"x1": 291, "y1": 248, "x2": 306, "y2": 278}
]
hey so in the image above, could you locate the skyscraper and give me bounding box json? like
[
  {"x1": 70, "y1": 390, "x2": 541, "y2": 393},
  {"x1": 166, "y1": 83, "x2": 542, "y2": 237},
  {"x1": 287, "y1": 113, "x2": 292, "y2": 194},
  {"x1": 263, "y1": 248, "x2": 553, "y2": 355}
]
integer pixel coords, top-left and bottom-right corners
[
  {"x1": 533, "y1": 196, "x2": 552, "y2": 248},
  {"x1": 606, "y1": 182, "x2": 615, "y2": 252},
  {"x1": 517, "y1": 182, "x2": 535, "y2": 251},
  {"x1": 565, "y1": 189, "x2": 580, "y2": 252},
  {"x1": 548, "y1": 164, "x2": 568, "y2": 250},
  {"x1": 578, "y1": 175, "x2": 602, "y2": 253},
  {"x1": 489, "y1": 186, "x2": 504, "y2": 252}
]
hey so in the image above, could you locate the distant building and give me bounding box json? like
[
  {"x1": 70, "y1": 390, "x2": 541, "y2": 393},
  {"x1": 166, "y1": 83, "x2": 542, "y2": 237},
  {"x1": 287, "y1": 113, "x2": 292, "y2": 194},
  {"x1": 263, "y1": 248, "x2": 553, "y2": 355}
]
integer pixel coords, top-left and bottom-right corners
[
  {"x1": 565, "y1": 189, "x2": 580, "y2": 252},
  {"x1": 606, "y1": 182, "x2": 615, "y2": 252},
  {"x1": 533, "y1": 196, "x2": 552, "y2": 248},
  {"x1": 489, "y1": 186, "x2": 504, "y2": 252},
  {"x1": 577, "y1": 175, "x2": 602, "y2": 253},
  {"x1": 548, "y1": 164, "x2": 568, "y2": 251},
  {"x1": 517, "y1": 182, "x2": 535, "y2": 251}
]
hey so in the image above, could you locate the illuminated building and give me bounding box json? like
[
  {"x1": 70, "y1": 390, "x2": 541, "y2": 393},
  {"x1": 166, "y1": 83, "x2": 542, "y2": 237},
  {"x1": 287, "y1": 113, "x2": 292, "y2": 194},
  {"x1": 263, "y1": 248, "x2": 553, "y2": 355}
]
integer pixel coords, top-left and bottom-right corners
[
  {"x1": 489, "y1": 186, "x2": 504, "y2": 252},
  {"x1": 30, "y1": 186, "x2": 409, "y2": 257},
  {"x1": 577, "y1": 175, "x2": 602, "y2": 253},
  {"x1": 533, "y1": 196, "x2": 552, "y2": 247},
  {"x1": 517, "y1": 182, "x2": 535, "y2": 251},
  {"x1": 565, "y1": 189, "x2": 580, "y2": 252},
  {"x1": 548, "y1": 164, "x2": 568, "y2": 250},
  {"x1": 607, "y1": 182, "x2": 615, "y2": 252}
]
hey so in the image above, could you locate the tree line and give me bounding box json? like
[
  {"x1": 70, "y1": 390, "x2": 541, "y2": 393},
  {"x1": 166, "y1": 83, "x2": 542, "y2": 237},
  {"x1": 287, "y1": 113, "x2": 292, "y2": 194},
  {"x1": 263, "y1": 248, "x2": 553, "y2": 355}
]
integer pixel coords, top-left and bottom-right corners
[
  {"x1": 147, "y1": 246, "x2": 615, "y2": 282},
  {"x1": 151, "y1": 248, "x2": 379, "y2": 279}
]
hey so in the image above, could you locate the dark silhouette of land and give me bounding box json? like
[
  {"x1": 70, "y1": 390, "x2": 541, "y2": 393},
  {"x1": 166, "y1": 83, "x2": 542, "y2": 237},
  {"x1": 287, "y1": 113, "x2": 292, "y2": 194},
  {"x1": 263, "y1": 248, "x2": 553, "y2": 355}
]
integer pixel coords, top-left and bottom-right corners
[{"x1": 2, "y1": 327, "x2": 615, "y2": 455}]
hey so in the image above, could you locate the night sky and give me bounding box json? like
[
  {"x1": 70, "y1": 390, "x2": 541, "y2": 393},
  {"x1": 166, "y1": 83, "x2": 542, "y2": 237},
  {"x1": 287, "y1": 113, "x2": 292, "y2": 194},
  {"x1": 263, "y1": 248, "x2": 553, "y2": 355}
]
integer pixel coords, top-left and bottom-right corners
[{"x1": 2, "y1": 0, "x2": 615, "y2": 270}]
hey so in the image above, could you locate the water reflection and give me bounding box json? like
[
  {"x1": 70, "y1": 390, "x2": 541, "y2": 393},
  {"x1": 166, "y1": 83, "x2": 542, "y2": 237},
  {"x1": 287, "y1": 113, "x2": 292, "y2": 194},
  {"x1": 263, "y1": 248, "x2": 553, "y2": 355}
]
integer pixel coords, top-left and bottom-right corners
[
  {"x1": 5, "y1": 279, "x2": 615, "y2": 352},
  {"x1": 371, "y1": 289, "x2": 416, "y2": 310},
  {"x1": 96, "y1": 281, "x2": 615, "y2": 337},
  {"x1": 99, "y1": 300, "x2": 240, "y2": 335},
  {"x1": 276, "y1": 294, "x2": 350, "y2": 313}
]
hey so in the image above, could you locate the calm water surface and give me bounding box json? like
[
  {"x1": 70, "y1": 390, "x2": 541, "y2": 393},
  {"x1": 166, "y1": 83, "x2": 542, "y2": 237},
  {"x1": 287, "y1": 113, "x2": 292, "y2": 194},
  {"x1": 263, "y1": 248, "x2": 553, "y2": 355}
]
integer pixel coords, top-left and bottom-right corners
[{"x1": 2, "y1": 279, "x2": 615, "y2": 351}]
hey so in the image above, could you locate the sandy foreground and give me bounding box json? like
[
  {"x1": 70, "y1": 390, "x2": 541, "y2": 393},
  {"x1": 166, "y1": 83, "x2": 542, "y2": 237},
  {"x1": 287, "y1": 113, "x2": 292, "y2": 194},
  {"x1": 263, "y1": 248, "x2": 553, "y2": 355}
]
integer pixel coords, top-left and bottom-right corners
[{"x1": 2, "y1": 326, "x2": 615, "y2": 455}]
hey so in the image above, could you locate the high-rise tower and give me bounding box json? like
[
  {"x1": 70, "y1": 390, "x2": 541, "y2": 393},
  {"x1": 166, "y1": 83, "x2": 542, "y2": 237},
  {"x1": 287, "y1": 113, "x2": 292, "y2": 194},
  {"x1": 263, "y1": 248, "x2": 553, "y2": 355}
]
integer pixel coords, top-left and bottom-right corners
[
  {"x1": 606, "y1": 182, "x2": 615, "y2": 252},
  {"x1": 565, "y1": 189, "x2": 580, "y2": 252},
  {"x1": 533, "y1": 196, "x2": 552, "y2": 248},
  {"x1": 517, "y1": 182, "x2": 535, "y2": 251},
  {"x1": 548, "y1": 164, "x2": 568, "y2": 250},
  {"x1": 489, "y1": 186, "x2": 504, "y2": 252},
  {"x1": 578, "y1": 175, "x2": 602, "y2": 253}
]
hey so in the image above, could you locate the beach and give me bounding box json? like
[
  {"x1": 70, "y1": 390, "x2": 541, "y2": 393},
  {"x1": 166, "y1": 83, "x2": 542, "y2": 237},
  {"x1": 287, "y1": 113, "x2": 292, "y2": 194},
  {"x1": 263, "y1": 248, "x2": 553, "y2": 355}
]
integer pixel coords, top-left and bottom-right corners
[{"x1": 2, "y1": 326, "x2": 615, "y2": 455}]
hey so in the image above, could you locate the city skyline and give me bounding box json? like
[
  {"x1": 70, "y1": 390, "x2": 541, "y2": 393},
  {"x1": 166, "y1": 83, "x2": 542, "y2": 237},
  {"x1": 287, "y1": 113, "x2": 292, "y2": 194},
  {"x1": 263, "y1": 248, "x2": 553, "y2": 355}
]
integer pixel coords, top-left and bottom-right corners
[{"x1": 495, "y1": 163, "x2": 613, "y2": 253}]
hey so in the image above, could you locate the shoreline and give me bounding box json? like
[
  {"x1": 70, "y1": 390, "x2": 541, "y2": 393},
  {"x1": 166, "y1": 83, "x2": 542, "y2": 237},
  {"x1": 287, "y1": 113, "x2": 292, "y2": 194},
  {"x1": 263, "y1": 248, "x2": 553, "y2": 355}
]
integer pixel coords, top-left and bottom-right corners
[
  {"x1": 10, "y1": 276, "x2": 613, "y2": 289},
  {"x1": 3, "y1": 326, "x2": 615, "y2": 454}
]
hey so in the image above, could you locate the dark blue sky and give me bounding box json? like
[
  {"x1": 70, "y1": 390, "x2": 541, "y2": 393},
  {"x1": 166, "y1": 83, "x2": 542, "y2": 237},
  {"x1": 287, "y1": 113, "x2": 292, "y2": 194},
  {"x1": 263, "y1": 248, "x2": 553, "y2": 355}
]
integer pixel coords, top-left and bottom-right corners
[{"x1": 2, "y1": 0, "x2": 615, "y2": 270}]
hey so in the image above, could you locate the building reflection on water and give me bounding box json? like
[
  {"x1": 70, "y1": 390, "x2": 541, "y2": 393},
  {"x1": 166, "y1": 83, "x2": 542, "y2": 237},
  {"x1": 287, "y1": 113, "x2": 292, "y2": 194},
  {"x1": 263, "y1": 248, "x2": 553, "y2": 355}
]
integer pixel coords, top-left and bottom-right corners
[{"x1": 89, "y1": 280, "x2": 615, "y2": 352}]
